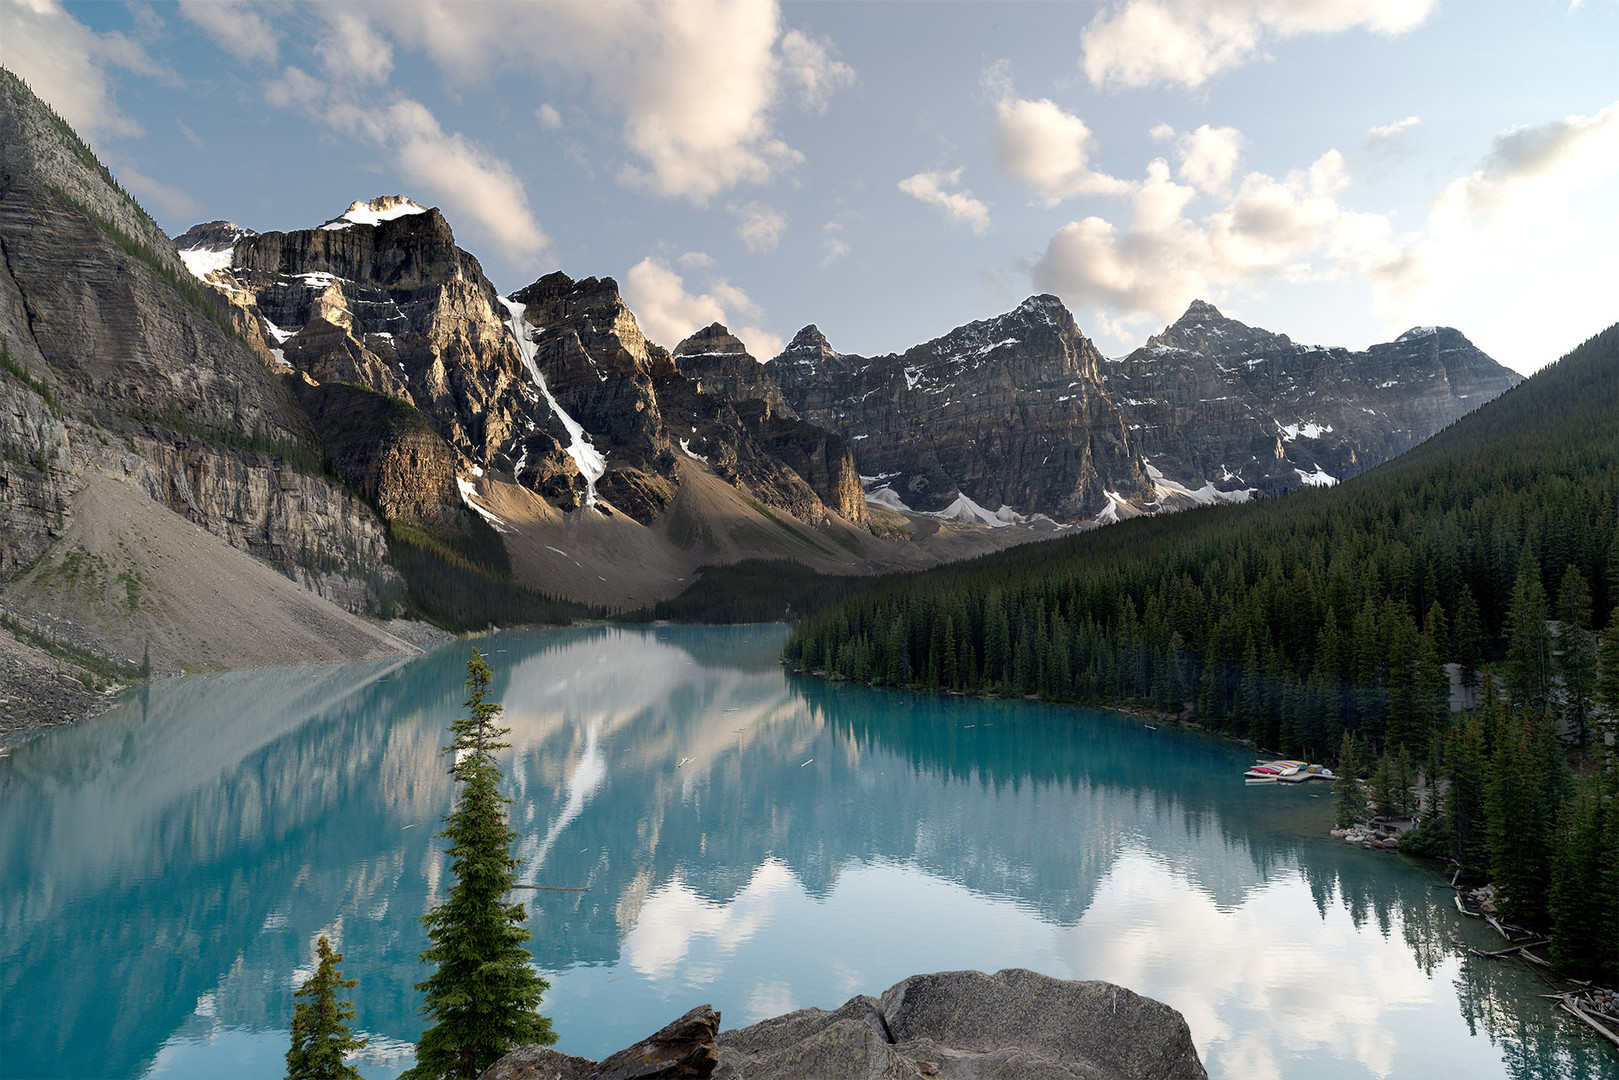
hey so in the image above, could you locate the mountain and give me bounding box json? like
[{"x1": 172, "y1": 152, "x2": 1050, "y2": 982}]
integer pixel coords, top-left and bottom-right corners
[
  {"x1": 768, "y1": 296, "x2": 1149, "y2": 520},
  {"x1": 0, "y1": 67, "x2": 420, "y2": 689},
  {"x1": 752, "y1": 296, "x2": 1519, "y2": 523},
  {"x1": 1104, "y1": 300, "x2": 1523, "y2": 496}
]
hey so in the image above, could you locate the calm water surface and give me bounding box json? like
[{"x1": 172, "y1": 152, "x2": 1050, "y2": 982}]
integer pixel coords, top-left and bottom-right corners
[{"x1": 2, "y1": 625, "x2": 1615, "y2": 1080}]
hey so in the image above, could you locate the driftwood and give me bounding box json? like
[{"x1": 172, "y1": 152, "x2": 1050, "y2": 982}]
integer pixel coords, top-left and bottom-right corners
[
  {"x1": 1470, "y1": 940, "x2": 1550, "y2": 959},
  {"x1": 1560, "y1": 998, "x2": 1619, "y2": 1050},
  {"x1": 1455, "y1": 894, "x2": 1481, "y2": 918},
  {"x1": 510, "y1": 885, "x2": 589, "y2": 892}
]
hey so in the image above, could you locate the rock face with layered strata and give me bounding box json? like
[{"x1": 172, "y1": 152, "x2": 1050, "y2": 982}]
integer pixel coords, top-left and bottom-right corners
[
  {"x1": 0, "y1": 68, "x2": 391, "y2": 605},
  {"x1": 769, "y1": 298, "x2": 1151, "y2": 519},
  {"x1": 1101, "y1": 300, "x2": 1522, "y2": 495}
]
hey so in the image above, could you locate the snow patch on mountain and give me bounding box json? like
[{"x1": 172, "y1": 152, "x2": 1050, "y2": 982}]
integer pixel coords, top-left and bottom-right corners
[
  {"x1": 500, "y1": 296, "x2": 607, "y2": 509},
  {"x1": 1277, "y1": 420, "x2": 1332, "y2": 441},
  {"x1": 321, "y1": 195, "x2": 429, "y2": 231},
  {"x1": 1295, "y1": 465, "x2": 1338, "y2": 487}
]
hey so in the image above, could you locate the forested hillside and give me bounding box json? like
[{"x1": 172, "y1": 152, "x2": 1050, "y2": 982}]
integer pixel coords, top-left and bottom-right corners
[{"x1": 785, "y1": 322, "x2": 1619, "y2": 981}]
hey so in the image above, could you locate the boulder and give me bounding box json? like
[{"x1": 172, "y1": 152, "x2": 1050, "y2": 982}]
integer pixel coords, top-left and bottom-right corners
[
  {"x1": 483, "y1": 1006, "x2": 721, "y2": 1080},
  {"x1": 487, "y1": 971, "x2": 1206, "y2": 1080}
]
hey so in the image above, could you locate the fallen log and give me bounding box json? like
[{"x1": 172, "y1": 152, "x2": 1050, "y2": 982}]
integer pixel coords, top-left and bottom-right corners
[{"x1": 1561, "y1": 1000, "x2": 1619, "y2": 1050}]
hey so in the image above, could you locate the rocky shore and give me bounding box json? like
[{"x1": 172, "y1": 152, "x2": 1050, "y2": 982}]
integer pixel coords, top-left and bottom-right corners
[{"x1": 482, "y1": 968, "x2": 1208, "y2": 1080}]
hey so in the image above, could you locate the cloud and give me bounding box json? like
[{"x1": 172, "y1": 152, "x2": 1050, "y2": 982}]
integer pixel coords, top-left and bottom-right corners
[
  {"x1": 0, "y1": 0, "x2": 163, "y2": 142},
  {"x1": 1080, "y1": 0, "x2": 1435, "y2": 89},
  {"x1": 1367, "y1": 115, "x2": 1420, "y2": 142},
  {"x1": 623, "y1": 256, "x2": 781, "y2": 359},
  {"x1": 1429, "y1": 102, "x2": 1619, "y2": 230},
  {"x1": 733, "y1": 202, "x2": 787, "y2": 253},
  {"x1": 779, "y1": 28, "x2": 855, "y2": 113},
  {"x1": 261, "y1": 69, "x2": 547, "y2": 263},
  {"x1": 314, "y1": 9, "x2": 394, "y2": 85},
  {"x1": 536, "y1": 103, "x2": 563, "y2": 130},
  {"x1": 380, "y1": 0, "x2": 845, "y2": 204},
  {"x1": 178, "y1": 0, "x2": 278, "y2": 65},
  {"x1": 678, "y1": 251, "x2": 715, "y2": 269},
  {"x1": 1032, "y1": 145, "x2": 1400, "y2": 325},
  {"x1": 898, "y1": 168, "x2": 991, "y2": 235},
  {"x1": 992, "y1": 94, "x2": 1133, "y2": 205},
  {"x1": 382, "y1": 100, "x2": 547, "y2": 261},
  {"x1": 1175, "y1": 124, "x2": 1244, "y2": 196},
  {"x1": 107, "y1": 157, "x2": 201, "y2": 220},
  {"x1": 821, "y1": 222, "x2": 850, "y2": 267}
]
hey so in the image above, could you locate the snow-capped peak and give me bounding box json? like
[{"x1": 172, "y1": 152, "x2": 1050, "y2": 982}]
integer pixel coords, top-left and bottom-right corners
[
  {"x1": 321, "y1": 195, "x2": 430, "y2": 231},
  {"x1": 173, "y1": 221, "x2": 255, "y2": 281},
  {"x1": 1398, "y1": 325, "x2": 1440, "y2": 341}
]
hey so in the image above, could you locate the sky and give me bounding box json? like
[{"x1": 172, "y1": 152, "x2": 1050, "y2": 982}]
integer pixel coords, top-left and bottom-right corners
[{"x1": 3, "y1": 1, "x2": 1617, "y2": 374}]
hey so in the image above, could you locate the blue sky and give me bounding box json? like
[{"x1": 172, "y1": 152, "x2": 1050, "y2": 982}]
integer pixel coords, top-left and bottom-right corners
[{"x1": 4, "y1": 1, "x2": 1617, "y2": 372}]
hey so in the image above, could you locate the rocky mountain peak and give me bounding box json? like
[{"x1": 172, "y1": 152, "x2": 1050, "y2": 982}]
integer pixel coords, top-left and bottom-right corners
[
  {"x1": 776, "y1": 324, "x2": 840, "y2": 367},
  {"x1": 172, "y1": 220, "x2": 259, "y2": 281},
  {"x1": 1150, "y1": 301, "x2": 1292, "y2": 355},
  {"x1": 319, "y1": 195, "x2": 430, "y2": 231},
  {"x1": 674, "y1": 322, "x2": 754, "y2": 361}
]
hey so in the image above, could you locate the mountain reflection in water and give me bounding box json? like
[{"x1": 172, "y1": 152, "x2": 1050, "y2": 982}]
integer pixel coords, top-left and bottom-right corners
[{"x1": 0, "y1": 625, "x2": 1612, "y2": 1080}]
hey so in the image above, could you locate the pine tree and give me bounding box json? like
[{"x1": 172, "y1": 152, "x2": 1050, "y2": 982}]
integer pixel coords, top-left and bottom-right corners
[
  {"x1": 1595, "y1": 609, "x2": 1619, "y2": 745},
  {"x1": 1554, "y1": 566, "x2": 1597, "y2": 747},
  {"x1": 405, "y1": 651, "x2": 556, "y2": 1080},
  {"x1": 1505, "y1": 566, "x2": 1552, "y2": 712},
  {"x1": 1334, "y1": 731, "x2": 1368, "y2": 828},
  {"x1": 287, "y1": 936, "x2": 366, "y2": 1080}
]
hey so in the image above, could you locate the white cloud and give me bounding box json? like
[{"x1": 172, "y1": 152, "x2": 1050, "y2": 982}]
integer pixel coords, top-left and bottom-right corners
[
  {"x1": 1175, "y1": 124, "x2": 1244, "y2": 196},
  {"x1": 261, "y1": 68, "x2": 547, "y2": 263},
  {"x1": 381, "y1": 0, "x2": 844, "y2": 204},
  {"x1": 0, "y1": 0, "x2": 163, "y2": 142},
  {"x1": 623, "y1": 257, "x2": 781, "y2": 359},
  {"x1": 107, "y1": 157, "x2": 201, "y2": 220},
  {"x1": 1080, "y1": 0, "x2": 1435, "y2": 89},
  {"x1": 733, "y1": 202, "x2": 787, "y2": 253},
  {"x1": 898, "y1": 168, "x2": 991, "y2": 235},
  {"x1": 536, "y1": 103, "x2": 563, "y2": 130},
  {"x1": 1429, "y1": 102, "x2": 1619, "y2": 230},
  {"x1": 992, "y1": 95, "x2": 1133, "y2": 205},
  {"x1": 678, "y1": 251, "x2": 715, "y2": 269},
  {"x1": 383, "y1": 100, "x2": 547, "y2": 262},
  {"x1": 821, "y1": 222, "x2": 850, "y2": 267},
  {"x1": 1367, "y1": 115, "x2": 1421, "y2": 142},
  {"x1": 1033, "y1": 145, "x2": 1398, "y2": 325},
  {"x1": 314, "y1": 9, "x2": 394, "y2": 85},
  {"x1": 779, "y1": 28, "x2": 855, "y2": 113},
  {"x1": 178, "y1": 0, "x2": 278, "y2": 65}
]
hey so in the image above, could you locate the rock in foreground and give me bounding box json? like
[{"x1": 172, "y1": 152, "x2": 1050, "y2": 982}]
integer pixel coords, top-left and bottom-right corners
[{"x1": 482, "y1": 970, "x2": 1207, "y2": 1080}]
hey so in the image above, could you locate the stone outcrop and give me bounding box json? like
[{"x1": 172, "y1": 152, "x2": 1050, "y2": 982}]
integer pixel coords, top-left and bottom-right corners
[
  {"x1": 769, "y1": 297, "x2": 1150, "y2": 519},
  {"x1": 482, "y1": 970, "x2": 1207, "y2": 1080},
  {"x1": 1102, "y1": 300, "x2": 1522, "y2": 496}
]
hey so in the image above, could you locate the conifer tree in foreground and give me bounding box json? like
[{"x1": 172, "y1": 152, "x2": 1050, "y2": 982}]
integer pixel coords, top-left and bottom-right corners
[
  {"x1": 287, "y1": 936, "x2": 366, "y2": 1080},
  {"x1": 404, "y1": 650, "x2": 555, "y2": 1080}
]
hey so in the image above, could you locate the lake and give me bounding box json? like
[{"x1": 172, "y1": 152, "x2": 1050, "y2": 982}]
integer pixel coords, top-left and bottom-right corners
[{"x1": 2, "y1": 625, "x2": 1614, "y2": 1080}]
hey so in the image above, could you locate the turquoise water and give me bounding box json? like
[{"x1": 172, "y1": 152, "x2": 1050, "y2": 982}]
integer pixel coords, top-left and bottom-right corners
[{"x1": 1, "y1": 624, "x2": 1614, "y2": 1080}]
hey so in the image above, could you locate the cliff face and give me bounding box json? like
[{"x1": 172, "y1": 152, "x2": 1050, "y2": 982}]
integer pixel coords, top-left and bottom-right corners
[
  {"x1": 183, "y1": 218, "x2": 867, "y2": 532},
  {"x1": 771, "y1": 296, "x2": 1150, "y2": 518},
  {"x1": 0, "y1": 69, "x2": 392, "y2": 609},
  {"x1": 507, "y1": 274, "x2": 866, "y2": 527},
  {"x1": 1105, "y1": 302, "x2": 1523, "y2": 494},
  {"x1": 757, "y1": 297, "x2": 1521, "y2": 521}
]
